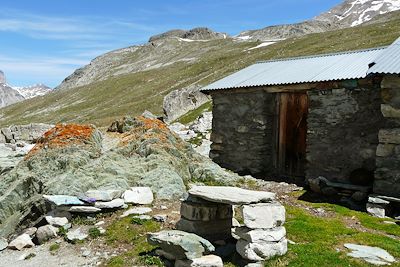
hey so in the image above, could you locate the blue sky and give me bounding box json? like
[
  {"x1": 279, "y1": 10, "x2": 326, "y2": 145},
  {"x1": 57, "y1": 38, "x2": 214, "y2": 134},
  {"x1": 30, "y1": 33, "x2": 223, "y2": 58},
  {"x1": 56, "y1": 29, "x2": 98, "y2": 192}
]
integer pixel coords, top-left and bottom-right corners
[{"x1": 0, "y1": 0, "x2": 341, "y2": 87}]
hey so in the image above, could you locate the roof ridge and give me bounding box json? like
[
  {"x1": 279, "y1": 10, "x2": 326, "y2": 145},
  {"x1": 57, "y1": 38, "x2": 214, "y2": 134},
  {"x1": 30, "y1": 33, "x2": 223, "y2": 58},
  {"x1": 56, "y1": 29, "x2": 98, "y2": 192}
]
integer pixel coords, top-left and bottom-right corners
[{"x1": 256, "y1": 46, "x2": 388, "y2": 64}]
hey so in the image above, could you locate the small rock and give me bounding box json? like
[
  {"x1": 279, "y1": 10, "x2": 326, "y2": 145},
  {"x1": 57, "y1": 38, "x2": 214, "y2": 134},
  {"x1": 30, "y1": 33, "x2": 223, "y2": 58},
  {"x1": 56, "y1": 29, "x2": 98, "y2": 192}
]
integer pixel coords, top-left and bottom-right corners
[
  {"x1": 175, "y1": 255, "x2": 223, "y2": 267},
  {"x1": 123, "y1": 187, "x2": 154, "y2": 204},
  {"x1": 383, "y1": 221, "x2": 397, "y2": 225},
  {"x1": 160, "y1": 205, "x2": 168, "y2": 210},
  {"x1": 43, "y1": 195, "x2": 84, "y2": 206},
  {"x1": 0, "y1": 238, "x2": 8, "y2": 251},
  {"x1": 153, "y1": 214, "x2": 167, "y2": 222},
  {"x1": 23, "y1": 227, "x2": 37, "y2": 237},
  {"x1": 85, "y1": 189, "x2": 122, "y2": 201},
  {"x1": 97, "y1": 227, "x2": 106, "y2": 234},
  {"x1": 147, "y1": 230, "x2": 215, "y2": 260},
  {"x1": 67, "y1": 228, "x2": 88, "y2": 242},
  {"x1": 244, "y1": 262, "x2": 264, "y2": 267},
  {"x1": 120, "y1": 207, "x2": 152, "y2": 218},
  {"x1": 8, "y1": 234, "x2": 35, "y2": 250},
  {"x1": 232, "y1": 218, "x2": 241, "y2": 227},
  {"x1": 69, "y1": 206, "x2": 101, "y2": 213},
  {"x1": 344, "y1": 243, "x2": 396, "y2": 265},
  {"x1": 63, "y1": 223, "x2": 72, "y2": 230},
  {"x1": 36, "y1": 225, "x2": 58, "y2": 244},
  {"x1": 287, "y1": 239, "x2": 296, "y2": 245},
  {"x1": 94, "y1": 198, "x2": 125, "y2": 209},
  {"x1": 133, "y1": 215, "x2": 152, "y2": 220},
  {"x1": 95, "y1": 221, "x2": 105, "y2": 226},
  {"x1": 366, "y1": 203, "x2": 386, "y2": 218},
  {"x1": 82, "y1": 250, "x2": 91, "y2": 257},
  {"x1": 45, "y1": 216, "x2": 69, "y2": 227},
  {"x1": 142, "y1": 110, "x2": 158, "y2": 119}
]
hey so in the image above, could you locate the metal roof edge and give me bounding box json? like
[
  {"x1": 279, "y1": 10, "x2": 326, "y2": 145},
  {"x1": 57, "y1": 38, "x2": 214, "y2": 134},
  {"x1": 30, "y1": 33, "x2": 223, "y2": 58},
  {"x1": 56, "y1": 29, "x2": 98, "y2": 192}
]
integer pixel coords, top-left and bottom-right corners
[{"x1": 255, "y1": 46, "x2": 387, "y2": 64}]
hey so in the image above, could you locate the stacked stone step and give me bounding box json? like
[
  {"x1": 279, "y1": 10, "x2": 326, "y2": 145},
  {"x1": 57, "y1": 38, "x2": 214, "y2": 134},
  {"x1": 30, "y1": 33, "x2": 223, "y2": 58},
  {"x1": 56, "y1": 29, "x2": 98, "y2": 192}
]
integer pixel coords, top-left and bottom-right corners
[
  {"x1": 235, "y1": 202, "x2": 287, "y2": 262},
  {"x1": 176, "y1": 197, "x2": 233, "y2": 241}
]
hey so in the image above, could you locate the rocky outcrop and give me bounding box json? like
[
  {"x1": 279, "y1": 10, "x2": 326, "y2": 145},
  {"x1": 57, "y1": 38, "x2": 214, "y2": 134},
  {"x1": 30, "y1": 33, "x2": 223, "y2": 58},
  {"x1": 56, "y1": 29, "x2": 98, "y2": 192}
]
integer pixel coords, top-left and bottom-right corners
[
  {"x1": 163, "y1": 86, "x2": 211, "y2": 123},
  {"x1": 0, "y1": 117, "x2": 241, "y2": 238},
  {"x1": 0, "y1": 123, "x2": 53, "y2": 144},
  {"x1": 149, "y1": 28, "x2": 228, "y2": 43}
]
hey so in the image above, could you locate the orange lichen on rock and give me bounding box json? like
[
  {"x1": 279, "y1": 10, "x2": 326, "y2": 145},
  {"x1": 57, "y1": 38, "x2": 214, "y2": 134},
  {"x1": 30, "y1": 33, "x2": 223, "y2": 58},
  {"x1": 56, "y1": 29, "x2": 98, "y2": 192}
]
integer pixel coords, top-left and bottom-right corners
[{"x1": 26, "y1": 123, "x2": 96, "y2": 158}]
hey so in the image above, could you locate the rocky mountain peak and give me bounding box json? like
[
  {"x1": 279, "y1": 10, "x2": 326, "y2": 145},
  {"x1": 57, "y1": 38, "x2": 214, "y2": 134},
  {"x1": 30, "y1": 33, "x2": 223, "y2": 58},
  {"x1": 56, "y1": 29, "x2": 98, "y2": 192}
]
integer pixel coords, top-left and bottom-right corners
[
  {"x1": 0, "y1": 70, "x2": 6, "y2": 84},
  {"x1": 315, "y1": 0, "x2": 400, "y2": 27},
  {"x1": 148, "y1": 27, "x2": 228, "y2": 42}
]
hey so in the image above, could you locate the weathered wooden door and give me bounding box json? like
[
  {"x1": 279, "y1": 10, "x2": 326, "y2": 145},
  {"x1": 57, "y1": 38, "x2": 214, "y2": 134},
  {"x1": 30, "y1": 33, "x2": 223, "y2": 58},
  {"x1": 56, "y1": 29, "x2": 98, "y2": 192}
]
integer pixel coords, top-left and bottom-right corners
[{"x1": 276, "y1": 92, "x2": 308, "y2": 178}]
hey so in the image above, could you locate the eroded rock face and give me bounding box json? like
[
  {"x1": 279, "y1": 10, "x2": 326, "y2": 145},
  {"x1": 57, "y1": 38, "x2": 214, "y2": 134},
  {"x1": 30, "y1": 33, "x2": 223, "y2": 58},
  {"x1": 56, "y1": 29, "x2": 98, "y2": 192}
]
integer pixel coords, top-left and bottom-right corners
[{"x1": 163, "y1": 86, "x2": 210, "y2": 123}]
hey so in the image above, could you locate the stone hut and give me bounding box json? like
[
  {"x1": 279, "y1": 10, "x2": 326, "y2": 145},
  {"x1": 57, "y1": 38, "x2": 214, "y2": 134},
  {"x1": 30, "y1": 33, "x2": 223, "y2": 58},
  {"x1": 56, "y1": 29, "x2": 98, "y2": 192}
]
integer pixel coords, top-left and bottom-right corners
[{"x1": 202, "y1": 37, "x2": 400, "y2": 201}]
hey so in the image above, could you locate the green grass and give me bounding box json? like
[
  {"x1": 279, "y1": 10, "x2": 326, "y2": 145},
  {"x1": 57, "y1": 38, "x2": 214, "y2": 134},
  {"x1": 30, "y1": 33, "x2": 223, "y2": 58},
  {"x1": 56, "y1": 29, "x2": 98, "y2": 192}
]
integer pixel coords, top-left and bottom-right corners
[
  {"x1": 177, "y1": 101, "x2": 212, "y2": 125},
  {"x1": 88, "y1": 227, "x2": 102, "y2": 238},
  {"x1": 49, "y1": 243, "x2": 60, "y2": 252},
  {"x1": 1, "y1": 12, "x2": 400, "y2": 127},
  {"x1": 105, "y1": 216, "x2": 162, "y2": 267},
  {"x1": 265, "y1": 204, "x2": 400, "y2": 267}
]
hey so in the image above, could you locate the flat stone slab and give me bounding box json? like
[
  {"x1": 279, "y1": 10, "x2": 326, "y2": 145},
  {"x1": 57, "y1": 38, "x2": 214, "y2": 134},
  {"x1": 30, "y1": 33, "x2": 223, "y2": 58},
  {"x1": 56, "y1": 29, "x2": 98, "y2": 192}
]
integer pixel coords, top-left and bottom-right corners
[
  {"x1": 120, "y1": 207, "x2": 152, "y2": 218},
  {"x1": 94, "y1": 198, "x2": 125, "y2": 209},
  {"x1": 85, "y1": 189, "x2": 122, "y2": 201},
  {"x1": 175, "y1": 255, "x2": 223, "y2": 267},
  {"x1": 344, "y1": 243, "x2": 396, "y2": 265},
  {"x1": 188, "y1": 186, "x2": 275, "y2": 205},
  {"x1": 235, "y1": 227, "x2": 286, "y2": 243},
  {"x1": 69, "y1": 206, "x2": 101, "y2": 213},
  {"x1": 43, "y1": 195, "x2": 84, "y2": 206},
  {"x1": 147, "y1": 230, "x2": 215, "y2": 260}
]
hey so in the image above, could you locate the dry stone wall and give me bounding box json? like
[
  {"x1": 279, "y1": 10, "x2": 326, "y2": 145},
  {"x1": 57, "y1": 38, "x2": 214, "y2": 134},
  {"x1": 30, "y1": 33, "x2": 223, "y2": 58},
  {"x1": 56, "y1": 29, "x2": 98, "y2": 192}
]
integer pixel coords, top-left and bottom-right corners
[
  {"x1": 374, "y1": 75, "x2": 400, "y2": 198},
  {"x1": 209, "y1": 90, "x2": 276, "y2": 176},
  {"x1": 306, "y1": 87, "x2": 384, "y2": 185}
]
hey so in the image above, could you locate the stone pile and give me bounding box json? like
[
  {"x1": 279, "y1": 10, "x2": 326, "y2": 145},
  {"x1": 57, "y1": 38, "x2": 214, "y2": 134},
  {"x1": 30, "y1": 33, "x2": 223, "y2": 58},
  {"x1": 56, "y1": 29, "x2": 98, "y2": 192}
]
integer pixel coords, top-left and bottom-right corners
[
  {"x1": 176, "y1": 186, "x2": 287, "y2": 264},
  {"x1": 2, "y1": 187, "x2": 154, "y2": 251}
]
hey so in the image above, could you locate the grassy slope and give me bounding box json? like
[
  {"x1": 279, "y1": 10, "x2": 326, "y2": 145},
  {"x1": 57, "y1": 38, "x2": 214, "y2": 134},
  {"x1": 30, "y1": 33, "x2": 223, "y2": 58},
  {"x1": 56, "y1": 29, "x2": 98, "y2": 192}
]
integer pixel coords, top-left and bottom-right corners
[{"x1": 1, "y1": 13, "x2": 400, "y2": 127}]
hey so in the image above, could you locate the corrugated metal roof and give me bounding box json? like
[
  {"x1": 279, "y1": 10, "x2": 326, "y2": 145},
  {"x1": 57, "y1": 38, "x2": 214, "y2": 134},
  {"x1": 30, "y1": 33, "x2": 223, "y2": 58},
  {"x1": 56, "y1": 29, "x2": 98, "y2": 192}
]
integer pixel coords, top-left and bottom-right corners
[
  {"x1": 202, "y1": 47, "x2": 385, "y2": 91},
  {"x1": 368, "y1": 37, "x2": 400, "y2": 75}
]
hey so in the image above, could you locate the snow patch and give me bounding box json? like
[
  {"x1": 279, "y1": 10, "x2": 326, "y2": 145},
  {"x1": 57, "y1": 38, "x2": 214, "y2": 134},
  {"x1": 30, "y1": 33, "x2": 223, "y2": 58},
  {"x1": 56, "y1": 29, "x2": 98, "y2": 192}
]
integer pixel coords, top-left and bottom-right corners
[{"x1": 245, "y1": 41, "x2": 276, "y2": 51}]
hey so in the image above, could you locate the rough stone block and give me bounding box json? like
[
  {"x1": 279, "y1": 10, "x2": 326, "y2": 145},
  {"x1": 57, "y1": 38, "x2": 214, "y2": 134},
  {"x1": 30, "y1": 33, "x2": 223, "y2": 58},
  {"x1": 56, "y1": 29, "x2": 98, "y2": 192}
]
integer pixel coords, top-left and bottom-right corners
[
  {"x1": 236, "y1": 238, "x2": 287, "y2": 261},
  {"x1": 175, "y1": 255, "x2": 223, "y2": 267},
  {"x1": 379, "y1": 129, "x2": 400, "y2": 144},
  {"x1": 381, "y1": 104, "x2": 400, "y2": 118},
  {"x1": 176, "y1": 218, "x2": 232, "y2": 241},
  {"x1": 180, "y1": 201, "x2": 232, "y2": 221},
  {"x1": 376, "y1": 144, "x2": 395, "y2": 157},
  {"x1": 235, "y1": 227, "x2": 286, "y2": 243},
  {"x1": 241, "y1": 203, "x2": 285, "y2": 229}
]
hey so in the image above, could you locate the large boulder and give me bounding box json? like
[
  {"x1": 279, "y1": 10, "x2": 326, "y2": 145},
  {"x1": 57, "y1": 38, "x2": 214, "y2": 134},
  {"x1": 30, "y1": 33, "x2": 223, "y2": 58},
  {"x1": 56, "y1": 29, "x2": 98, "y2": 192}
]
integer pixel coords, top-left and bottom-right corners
[
  {"x1": 163, "y1": 86, "x2": 210, "y2": 123},
  {"x1": 0, "y1": 117, "x2": 241, "y2": 238},
  {"x1": 147, "y1": 230, "x2": 215, "y2": 260},
  {"x1": 36, "y1": 225, "x2": 58, "y2": 244}
]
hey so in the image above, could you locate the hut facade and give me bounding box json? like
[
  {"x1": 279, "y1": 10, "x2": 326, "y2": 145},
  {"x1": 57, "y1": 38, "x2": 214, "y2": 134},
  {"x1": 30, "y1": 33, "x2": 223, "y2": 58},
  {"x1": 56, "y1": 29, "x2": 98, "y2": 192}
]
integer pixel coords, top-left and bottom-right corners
[{"x1": 202, "y1": 37, "x2": 400, "y2": 201}]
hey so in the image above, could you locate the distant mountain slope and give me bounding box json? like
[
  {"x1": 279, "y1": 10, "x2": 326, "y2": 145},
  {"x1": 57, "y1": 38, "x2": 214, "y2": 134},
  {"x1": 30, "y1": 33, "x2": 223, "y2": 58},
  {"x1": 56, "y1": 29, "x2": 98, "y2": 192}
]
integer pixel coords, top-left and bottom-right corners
[
  {"x1": 237, "y1": 0, "x2": 400, "y2": 41},
  {"x1": 0, "y1": 83, "x2": 24, "y2": 108},
  {"x1": 0, "y1": 11, "x2": 399, "y2": 127},
  {"x1": 14, "y1": 84, "x2": 52, "y2": 99},
  {"x1": 56, "y1": 28, "x2": 228, "y2": 91},
  {"x1": 0, "y1": 71, "x2": 51, "y2": 108}
]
